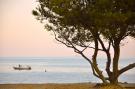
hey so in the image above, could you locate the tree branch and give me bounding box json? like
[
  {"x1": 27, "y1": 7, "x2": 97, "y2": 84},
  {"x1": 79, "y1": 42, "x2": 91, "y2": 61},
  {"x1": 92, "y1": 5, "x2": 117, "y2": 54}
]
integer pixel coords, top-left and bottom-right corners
[
  {"x1": 52, "y1": 30, "x2": 73, "y2": 48},
  {"x1": 119, "y1": 63, "x2": 135, "y2": 76},
  {"x1": 97, "y1": 36, "x2": 112, "y2": 77},
  {"x1": 77, "y1": 44, "x2": 104, "y2": 51},
  {"x1": 98, "y1": 36, "x2": 107, "y2": 51},
  {"x1": 107, "y1": 41, "x2": 111, "y2": 51},
  {"x1": 105, "y1": 51, "x2": 112, "y2": 77},
  {"x1": 81, "y1": 44, "x2": 91, "y2": 52}
]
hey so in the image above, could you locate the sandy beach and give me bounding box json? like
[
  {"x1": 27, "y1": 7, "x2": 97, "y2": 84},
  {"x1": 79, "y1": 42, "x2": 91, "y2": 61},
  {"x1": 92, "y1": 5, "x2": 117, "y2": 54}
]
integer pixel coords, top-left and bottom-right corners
[{"x1": 0, "y1": 83, "x2": 135, "y2": 89}]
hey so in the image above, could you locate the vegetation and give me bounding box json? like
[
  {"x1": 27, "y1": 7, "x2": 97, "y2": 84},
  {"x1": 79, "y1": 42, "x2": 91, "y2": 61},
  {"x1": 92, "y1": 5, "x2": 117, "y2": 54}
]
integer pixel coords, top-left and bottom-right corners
[
  {"x1": 33, "y1": 0, "x2": 135, "y2": 85},
  {"x1": 99, "y1": 85, "x2": 126, "y2": 89}
]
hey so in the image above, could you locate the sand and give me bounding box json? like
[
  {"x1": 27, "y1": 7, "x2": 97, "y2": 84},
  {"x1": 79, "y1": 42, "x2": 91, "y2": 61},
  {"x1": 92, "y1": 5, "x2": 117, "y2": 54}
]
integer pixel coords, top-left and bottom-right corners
[{"x1": 0, "y1": 83, "x2": 135, "y2": 89}]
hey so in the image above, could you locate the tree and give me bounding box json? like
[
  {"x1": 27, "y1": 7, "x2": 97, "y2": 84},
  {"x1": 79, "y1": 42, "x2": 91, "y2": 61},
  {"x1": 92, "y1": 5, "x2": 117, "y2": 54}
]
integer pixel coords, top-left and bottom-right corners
[{"x1": 33, "y1": 0, "x2": 135, "y2": 85}]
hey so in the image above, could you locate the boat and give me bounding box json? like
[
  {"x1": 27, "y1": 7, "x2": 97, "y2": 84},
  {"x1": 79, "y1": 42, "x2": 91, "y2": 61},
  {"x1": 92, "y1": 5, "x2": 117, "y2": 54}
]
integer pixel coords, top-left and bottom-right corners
[{"x1": 13, "y1": 65, "x2": 31, "y2": 70}]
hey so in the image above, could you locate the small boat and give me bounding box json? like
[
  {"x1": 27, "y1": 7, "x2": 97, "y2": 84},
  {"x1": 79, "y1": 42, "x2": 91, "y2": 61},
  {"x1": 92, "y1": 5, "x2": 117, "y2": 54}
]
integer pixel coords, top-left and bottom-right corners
[{"x1": 13, "y1": 65, "x2": 31, "y2": 70}]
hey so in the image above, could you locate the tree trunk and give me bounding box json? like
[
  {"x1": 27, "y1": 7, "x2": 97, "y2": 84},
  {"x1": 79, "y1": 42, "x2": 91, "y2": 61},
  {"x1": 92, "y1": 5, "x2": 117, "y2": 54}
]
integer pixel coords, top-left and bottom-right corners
[
  {"x1": 92, "y1": 38, "x2": 108, "y2": 84},
  {"x1": 111, "y1": 43, "x2": 120, "y2": 84}
]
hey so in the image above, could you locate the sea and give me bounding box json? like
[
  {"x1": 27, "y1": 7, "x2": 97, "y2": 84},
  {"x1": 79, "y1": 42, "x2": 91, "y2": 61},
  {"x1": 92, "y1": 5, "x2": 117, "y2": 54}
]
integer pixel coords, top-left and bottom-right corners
[{"x1": 0, "y1": 57, "x2": 135, "y2": 84}]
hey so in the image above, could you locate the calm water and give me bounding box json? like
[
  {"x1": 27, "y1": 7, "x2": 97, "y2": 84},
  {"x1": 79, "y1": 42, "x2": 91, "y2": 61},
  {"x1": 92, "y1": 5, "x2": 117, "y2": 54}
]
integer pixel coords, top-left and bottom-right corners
[{"x1": 0, "y1": 57, "x2": 135, "y2": 84}]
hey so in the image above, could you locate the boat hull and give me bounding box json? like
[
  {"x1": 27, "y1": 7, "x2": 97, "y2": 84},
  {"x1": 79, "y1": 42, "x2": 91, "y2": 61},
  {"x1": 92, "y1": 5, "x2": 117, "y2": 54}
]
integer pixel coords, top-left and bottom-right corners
[{"x1": 13, "y1": 67, "x2": 31, "y2": 70}]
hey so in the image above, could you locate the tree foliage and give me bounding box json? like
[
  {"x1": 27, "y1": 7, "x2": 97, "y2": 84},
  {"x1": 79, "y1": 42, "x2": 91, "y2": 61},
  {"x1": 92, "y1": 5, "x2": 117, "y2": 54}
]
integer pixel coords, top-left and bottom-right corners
[{"x1": 33, "y1": 0, "x2": 135, "y2": 84}]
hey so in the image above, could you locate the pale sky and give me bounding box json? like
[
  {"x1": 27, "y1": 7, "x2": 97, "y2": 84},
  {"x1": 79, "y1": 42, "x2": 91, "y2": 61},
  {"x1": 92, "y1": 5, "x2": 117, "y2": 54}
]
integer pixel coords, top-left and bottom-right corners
[{"x1": 0, "y1": 0, "x2": 135, "y2": 58}]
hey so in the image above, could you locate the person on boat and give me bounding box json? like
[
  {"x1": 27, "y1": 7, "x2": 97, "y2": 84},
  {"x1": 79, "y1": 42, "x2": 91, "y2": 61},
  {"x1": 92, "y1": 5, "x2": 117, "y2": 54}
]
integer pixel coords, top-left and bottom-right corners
[{"x1": 19, "y1": 64, "x2": 21, "y2": 68}]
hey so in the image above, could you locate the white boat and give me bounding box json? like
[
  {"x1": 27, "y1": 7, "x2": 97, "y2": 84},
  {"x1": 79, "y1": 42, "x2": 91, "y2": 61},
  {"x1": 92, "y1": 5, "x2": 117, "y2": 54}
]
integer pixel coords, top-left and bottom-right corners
[{"x1": 13, "y1": 65, "x2": 31, "y2": 70}]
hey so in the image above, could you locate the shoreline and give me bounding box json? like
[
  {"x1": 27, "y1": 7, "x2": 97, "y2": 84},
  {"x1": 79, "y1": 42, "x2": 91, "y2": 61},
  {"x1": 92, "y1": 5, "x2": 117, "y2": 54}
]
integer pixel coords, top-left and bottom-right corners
[{"x1": 0, "y1": 83, "x2": 135, "y2": 89}]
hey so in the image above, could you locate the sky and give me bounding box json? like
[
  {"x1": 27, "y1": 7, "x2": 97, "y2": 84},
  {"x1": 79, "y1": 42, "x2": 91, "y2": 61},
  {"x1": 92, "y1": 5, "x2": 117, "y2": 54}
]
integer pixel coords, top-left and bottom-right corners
[{"x1": 0, "y1": 0, "x2": 135, "y2": 58}]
